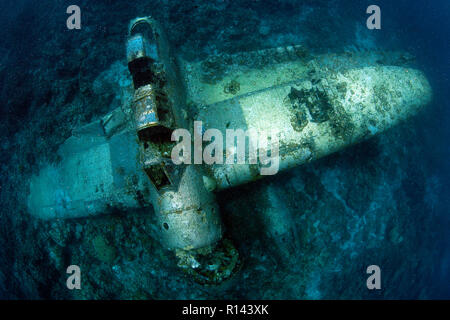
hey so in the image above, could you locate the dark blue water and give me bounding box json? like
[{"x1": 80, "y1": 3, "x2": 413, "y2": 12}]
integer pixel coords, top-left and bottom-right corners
[{"x1": 378, "y1": 0, "x2": 450, "y2": 298}]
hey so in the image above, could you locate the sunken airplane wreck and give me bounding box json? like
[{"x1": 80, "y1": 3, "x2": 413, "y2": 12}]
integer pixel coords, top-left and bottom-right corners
[{"x1": 28, "y1": 17, "x2": 432, "y2": 284}]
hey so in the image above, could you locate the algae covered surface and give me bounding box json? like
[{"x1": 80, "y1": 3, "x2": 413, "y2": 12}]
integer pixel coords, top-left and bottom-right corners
[{"x1": 0, "y1": 0, "x2": 449, "y2": 299}]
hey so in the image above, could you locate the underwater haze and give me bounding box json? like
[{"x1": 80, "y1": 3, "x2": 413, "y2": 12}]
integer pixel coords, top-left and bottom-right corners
[{"x1": 0, "y1": 0, "x2": 449, "y2": 299}]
